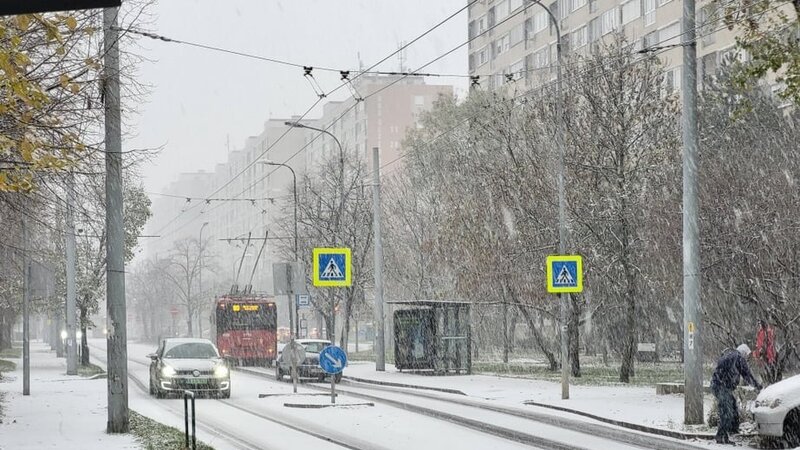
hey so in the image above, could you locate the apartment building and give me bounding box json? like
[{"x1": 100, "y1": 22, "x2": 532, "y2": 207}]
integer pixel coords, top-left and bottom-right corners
[
  {"x1": 467, "y1": 0, "x2": 759, "y2": 93},
  {"x1": 302, "y1": 74, "x2": 453, "y2": 171}
]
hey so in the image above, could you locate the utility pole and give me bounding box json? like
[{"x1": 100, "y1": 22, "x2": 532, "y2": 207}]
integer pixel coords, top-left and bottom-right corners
[
  {"x1": 66, "y1": 173, "x2": 78, "y2": 375},
  {"x1": 198, "y1": 222, "x2": 208, "y2": 339},
  {"x1": 681, "y1": 0, "x2": 703, "y2": 425},
  {"x1": 22, "y1": 216, "x2": 30, "y2": 396},
  {"x1": 104, "y1": 7, "x2": 129, "y2": 433},
  {"x1": 371, "y1": 147, "x2": 385, "y2": 371}
]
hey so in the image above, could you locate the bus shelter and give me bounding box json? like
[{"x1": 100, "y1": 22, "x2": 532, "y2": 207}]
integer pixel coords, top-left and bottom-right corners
[{"x1": 390, "y1": 300, "x2": 472, "y2": 375}]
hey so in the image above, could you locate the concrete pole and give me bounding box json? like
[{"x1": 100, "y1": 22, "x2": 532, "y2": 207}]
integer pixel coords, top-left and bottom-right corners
[
  {"x1": 104, "y1": 7, "x2": 129, "y2": 433},
  {"x1": 66, "y1": 173, "x2": 78, "y2": 375},
  {"x1": 681, "y1": 0, "x2": 704, "y2": 425},
  {"x1": 371, "y1": 147, "x2": 385, "y2": 371},
  {"x1": 22, "y1": 216, "x2": 30, "y2": 396},
  {"x1": 198, "y1": 222, "x2": 208, "y2": 339},
  {"x1": 533, "y1": 0, "x2": 569, "y2": 400}
]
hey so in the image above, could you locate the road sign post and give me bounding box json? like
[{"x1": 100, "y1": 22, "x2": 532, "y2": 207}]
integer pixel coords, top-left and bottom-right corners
[
  {"x1": 312, "y1": 248, "x2": 352, "y2": 345},
  {"x1": 546, "y1": 255, "x2": 583, "y2": 401},
  {"x1": 319, "y1": 346, "x2": 347, "y2": 404},
  {"x1": 284, "y1": 339, "x2": 306, "y2": 394}
]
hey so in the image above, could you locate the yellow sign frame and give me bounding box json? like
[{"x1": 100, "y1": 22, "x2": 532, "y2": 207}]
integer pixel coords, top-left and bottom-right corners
[
  {"x1": 546, "y1": 255, "x2": 584, "y2": 294},
  {"x1": 312, "y1": 247, "x2": 352, "y2": 287}
]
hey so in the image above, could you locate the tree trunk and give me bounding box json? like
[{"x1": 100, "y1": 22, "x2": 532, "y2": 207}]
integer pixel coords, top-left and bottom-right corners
[
  {"x1": 619, "y1": 257, "x2": 637, "y2": 383},
  {"x1": 569, "y1": 296, "x2": 582, "y2": 377},
  {"x1": 340, "y1": 291, "x2": 353, "y2": 351},
  {"x1": 515, "y1": 302, "x2": 559, "y2": 371},
  {"x1": 80, "y1": 305, "x2": 90, "y2": 366}
]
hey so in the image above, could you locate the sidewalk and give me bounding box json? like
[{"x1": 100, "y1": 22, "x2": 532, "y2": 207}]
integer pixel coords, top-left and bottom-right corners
[
  {"x1": 0, "y1": 341, "x2": 139, "y2": 450},
  {"x1": 343, "y1": 361, "x2": 717, "y2": 436}
]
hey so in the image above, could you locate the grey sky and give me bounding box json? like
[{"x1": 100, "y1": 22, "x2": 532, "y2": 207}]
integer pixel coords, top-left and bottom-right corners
[{"x1": 126, "y1": 0, "x2": 468, "y2": 194}]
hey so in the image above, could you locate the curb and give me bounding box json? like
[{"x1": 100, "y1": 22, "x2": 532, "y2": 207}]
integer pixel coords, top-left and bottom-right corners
[
  {"x1": 283, "y1": 402, "x2": 374, "y2": 409},
  {"x1": 342, "y1": 375, "x2": 467, "y2": 396},
  {"x1": 523, "y1": 400, "x2": 716, "y2": 441}
]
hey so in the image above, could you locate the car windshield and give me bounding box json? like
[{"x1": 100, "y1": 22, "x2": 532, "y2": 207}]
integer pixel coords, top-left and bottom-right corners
[
  {"x1": 302, "y1": 342, "x2": 330, "y2": 353},
  {"x1": 163, "y1": 343, "x2": 218, "y2": 359}
]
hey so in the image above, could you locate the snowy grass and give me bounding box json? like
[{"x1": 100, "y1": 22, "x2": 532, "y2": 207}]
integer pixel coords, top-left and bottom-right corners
[
  {"x1": 0, "y1": 358, "x2": 16, "y2": 374},
  {"x1": 0, "y1": 347, "x2": 21, "y2": 358},
  {"x1": 129, "y1": 410, "x2": 215, "y2": 450},
  {"x1": 472, "y1": 361, "x2": 715, "y2": 386},
  {"x1": 78, "y1": 362, "x2": 105, "y2": 378}
]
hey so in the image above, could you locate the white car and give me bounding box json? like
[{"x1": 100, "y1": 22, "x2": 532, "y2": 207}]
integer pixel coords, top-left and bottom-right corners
[{"x1": 752, "y1": 374, "x2": 800, "y2": 445}]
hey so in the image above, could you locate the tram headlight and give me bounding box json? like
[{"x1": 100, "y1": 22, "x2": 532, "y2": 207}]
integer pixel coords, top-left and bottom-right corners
[
  {"x1": 161, "y1": 365, "x2": 176, "y2": 377},
  {"x1": 214, "y1": 364, "x2": 229, "y2": 378}
]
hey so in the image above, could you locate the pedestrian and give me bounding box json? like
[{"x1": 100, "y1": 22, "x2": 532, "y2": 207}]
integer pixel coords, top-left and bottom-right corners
[
  {"x1": 753, "y1": 319, "x2": 778, "y2": 383},
  {"x1": 711, "y1": 344, "x2": 762, "y2": 445}
]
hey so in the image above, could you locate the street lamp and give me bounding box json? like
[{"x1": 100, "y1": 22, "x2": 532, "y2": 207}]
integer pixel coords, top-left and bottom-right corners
[
  {"x1": 285, "y1": 121, "x2": 346, "y2": 346},
  {"x1": 260, "y1": 159, "x2": 300, "y2": 338},
  {"x1": 527, "y1": 0, "x2": 568, "y2": 400},
  {"x1": 198, "y1": 222, "x2": 209, "y2": 338}
]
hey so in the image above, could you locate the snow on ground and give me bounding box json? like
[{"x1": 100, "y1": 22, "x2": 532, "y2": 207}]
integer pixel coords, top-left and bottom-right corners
[
  {"x1": 0, "y1": 341, "x2": 139, "y2": 450},
  {"x1": 344, "y1": 361, "x2": 716, "y2": 433}
]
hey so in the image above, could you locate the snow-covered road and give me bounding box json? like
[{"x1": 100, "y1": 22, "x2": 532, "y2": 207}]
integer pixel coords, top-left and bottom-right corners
[{"x1": 90, "y1": 339, "x2": 727, "y2": 450}]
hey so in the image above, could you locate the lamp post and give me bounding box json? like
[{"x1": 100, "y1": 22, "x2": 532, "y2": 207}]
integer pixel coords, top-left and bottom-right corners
[
  {"x1": 198, "y1": 222, "x2": 209, "y2": 338},
  {"x1": 529, "y1": 0, "x2": 568, "y2": 399},
  {"x1": 285, "y1": 121, "x2": 345, "y2": 346},
  {"x1": 260, "y1": 160, "x2": 299, "y2": 337}
]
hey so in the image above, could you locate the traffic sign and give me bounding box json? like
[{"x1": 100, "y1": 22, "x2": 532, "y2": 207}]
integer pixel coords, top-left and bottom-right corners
[
  {"x1": 284, "y1": 340, "x2": 307, "y2": 366},
  {"x1": 319, "y1": 345, "x2": 347, "y2": 374},
  {"x1": 312, "y1": 248, "x2": 352, "y2": 287},
  {"x1": 169, "y1": 305, "x2": 179, "y2": 316},
  {"x1": 297, "y1": 294, "x2": 310, "y2": 308},
  {"x1": 546, "y1": 255, "x2": 583, "y2": 293}
]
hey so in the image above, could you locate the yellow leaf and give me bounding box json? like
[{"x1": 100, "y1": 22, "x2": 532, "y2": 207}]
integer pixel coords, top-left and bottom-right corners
[
  {"x1": 69, "y1": 83, "x2": 80, "y2": 94},
  {"x1": 16, "y1": 15, "x2": 30, "y2": 31},
  {"x1": 20, "y1": 138, "x2": 34, "y2": 162},
  {"x1": 65, "y1": 16, "x2": 78, "y2": 31},
  {"x1": 59, "y1": 74, "x2": 70, "y2": 88}
]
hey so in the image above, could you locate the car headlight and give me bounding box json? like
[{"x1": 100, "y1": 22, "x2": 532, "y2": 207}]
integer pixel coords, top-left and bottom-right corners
[
  {"x1": 755, "y1": 398, "x2": 782, "y2": 409},
  {"x1": 214, "y1": 365, "x2": 229, "y2": 378},
  {"x1": 161, "y1": 365, "x2": 176, "y2": 377}
]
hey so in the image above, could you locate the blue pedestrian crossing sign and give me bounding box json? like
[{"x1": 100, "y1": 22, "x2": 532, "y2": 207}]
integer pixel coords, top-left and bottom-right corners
[
  {"x1": 313, "y1": 248, "x2": 352, "y2": 287},
  {"x1": 319, "y1": 345, "x2": 347, "y2": 374},
  {"x1": 546, "y1": 255, "x2": 583, "y2": 294}
]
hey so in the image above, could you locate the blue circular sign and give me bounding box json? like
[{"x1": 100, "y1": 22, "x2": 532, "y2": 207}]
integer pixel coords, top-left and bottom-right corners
[{"x1": 319, "y1": 345, "x2": 347, "y2": 374}]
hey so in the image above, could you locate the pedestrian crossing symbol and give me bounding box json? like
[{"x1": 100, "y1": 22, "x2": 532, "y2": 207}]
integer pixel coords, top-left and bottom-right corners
[
  {"x1": 313, "y1": 248, "x2": 352, "y2": 287},
  {"x1": 546, "y1": 255, "x2": 583, "y2": 294}
]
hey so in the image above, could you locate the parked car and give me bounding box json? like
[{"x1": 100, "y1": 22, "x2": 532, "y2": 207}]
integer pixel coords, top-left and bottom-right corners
[
  {"x1": 148, "y1": 338, "x2": 231, "y2": 399},
  {"x1": 752, "y1": 374, "x2": 800, "y2": 446},
  {"x1": 275, "y1": 339, "x2": 342, "y2": 382}
]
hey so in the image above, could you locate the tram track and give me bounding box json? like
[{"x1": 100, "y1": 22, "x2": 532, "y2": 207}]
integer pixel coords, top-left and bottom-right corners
[
  {"x1": 89, "y1": 345, "x2": 373, "y2": 450},
  {"x1": 238, "y1": 367, "x2": 593, "y2": 450}
]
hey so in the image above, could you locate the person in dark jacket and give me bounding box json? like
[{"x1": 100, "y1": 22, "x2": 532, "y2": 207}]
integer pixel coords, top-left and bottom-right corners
[{"x1": 711, "y1": 344, "x2": 762, "y2": 444}]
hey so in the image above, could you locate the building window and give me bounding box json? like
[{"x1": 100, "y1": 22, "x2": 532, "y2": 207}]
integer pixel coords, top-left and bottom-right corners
[
  {"x1": 572, "y1": 0, "x2": 587, "y2": 12},
  {"x1": 495, "y1": 0, "x2": 510, "y2": 21},
  {"x1": 572, "y1": 26, "x2": 588, "y2": 49},
  {"x1": 643, "y1": 0, "x2": 656, "y2": 26},
  {"x1": 532, "y1": 46, "x2": 550, "y2": 68},
  {"x1": 478, "y1": 14, "x2": 488, "y2": 33},
  {"x1": 509, "y1": 0, "x2": 524, "y2": 12},
  {"x1": 510, "y1": 23, "x2": 525, "y2": 47},
  {"x1": 659, "y1": 21, "x2": 680, "y2": 47},
  {"x1": 478, "y1": 46, "x2": 489, "y2": 66},
  {"x1": 663, "y1": 66, "x2": 681, "y2": 94},
  {"x1": 533, "y1": 11, "x2": 548, "y2": 34},
  {"x1": 601, "y1": 8, "x2": 619, "y2": 35},
  {"x1": 495, "y1": 34, "x2": 511, "y2": 57},
  {"x1": 589, "y1": 17, "x2": 601, "y2": 43},
  {"x1": 643, "y1": 30, "x2": 659, "y2": 49},
  {"x1": 699, "y1": 4, "x2": 717, "y2": 47},
  {"x1": 509, "y1": 59, "x2": 524, "y2": 79},
  {"x1": 589, "y1": 0, "x2": 598, "y2": 13},
  {"x1": 558, "y1": 0, "x2": 570, "y2": 19},
  {"x1": 621, "y1": 0, "x2": 641, "y2": 25}
]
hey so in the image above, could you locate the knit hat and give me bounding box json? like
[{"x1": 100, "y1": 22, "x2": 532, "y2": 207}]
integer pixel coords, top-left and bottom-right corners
[{"x1": 737, "y1": 344, "x2": 751, "y2": 357}]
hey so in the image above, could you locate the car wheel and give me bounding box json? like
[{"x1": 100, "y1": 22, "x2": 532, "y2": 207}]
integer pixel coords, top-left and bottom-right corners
[
  {"x1": 318, "y1": 374, "x2": 326, "y2": 382},
  {"x1": 334, "y1": 373, "x2": 343, "y2": 383},
  {"x1": 220, "y1": 390, "x2": 231, "y2": 399},
  {"x1": 784, "y1": 409, "x2": 800, "y2": 447},
  {"x1": 149, "y1": 378, "x2": 156, "y2": 396}
]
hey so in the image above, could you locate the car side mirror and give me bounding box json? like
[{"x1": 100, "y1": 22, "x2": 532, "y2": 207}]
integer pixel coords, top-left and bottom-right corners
[
  {"x1": 146, "y1": 353, "x2": 158, "y2": 361},
  {"x1": 222, "y1": 356, "x2": 235, "y2": 367}
]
